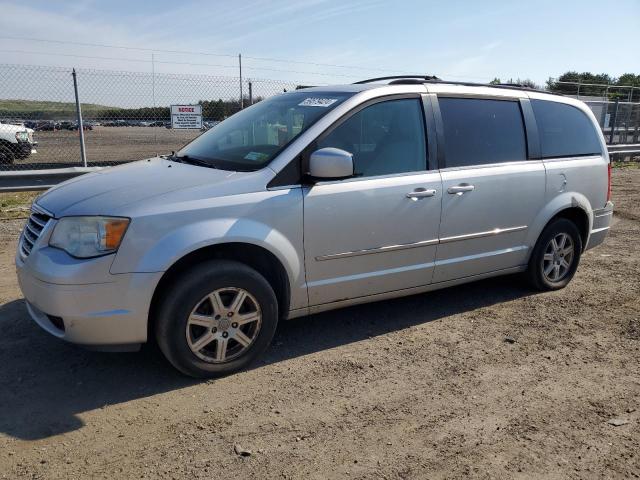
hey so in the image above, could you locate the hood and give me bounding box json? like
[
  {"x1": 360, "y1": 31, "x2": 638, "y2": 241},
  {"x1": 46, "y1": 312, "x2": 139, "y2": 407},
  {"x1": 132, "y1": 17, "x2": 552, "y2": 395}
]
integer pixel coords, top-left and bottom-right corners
[
  {"x1": 0, "y1": 123, "x2": 27, "y2": 134},
  {"x1": 37, "y1": 158, "x2": 269, "y2": 217}
]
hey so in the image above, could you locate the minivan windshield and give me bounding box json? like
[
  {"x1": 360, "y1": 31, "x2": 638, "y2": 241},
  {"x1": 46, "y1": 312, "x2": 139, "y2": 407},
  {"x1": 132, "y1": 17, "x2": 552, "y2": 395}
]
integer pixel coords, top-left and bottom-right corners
[{"x1": 177, "y1": 91, "x2": 354, "y2": 171}]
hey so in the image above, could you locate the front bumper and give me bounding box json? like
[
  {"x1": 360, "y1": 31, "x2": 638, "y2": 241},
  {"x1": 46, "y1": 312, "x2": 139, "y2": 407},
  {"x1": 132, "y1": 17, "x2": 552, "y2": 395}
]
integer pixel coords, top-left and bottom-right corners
[
  {"x1": 13, "y1": 140, "x2": 35, "y2": 159},
  {"x1": 586, "y1": 201, "x2": 614, "y2": 250},
  {"x1": 16, "y1": 243, "x2": 162, "y2": 347}
]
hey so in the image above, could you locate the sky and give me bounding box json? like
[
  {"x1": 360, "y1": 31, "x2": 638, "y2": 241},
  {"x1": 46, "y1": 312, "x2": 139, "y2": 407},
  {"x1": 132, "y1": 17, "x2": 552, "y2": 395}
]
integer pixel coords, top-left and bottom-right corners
[{"x1": 0, "y1": 0, "x2": 638, "y2": 100}]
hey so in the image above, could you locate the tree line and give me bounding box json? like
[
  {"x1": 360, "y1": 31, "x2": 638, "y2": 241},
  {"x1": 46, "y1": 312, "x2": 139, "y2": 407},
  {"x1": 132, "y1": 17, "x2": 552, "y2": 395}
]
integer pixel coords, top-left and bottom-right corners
[
  {"x1": 490, "y1": 72, "x2": 639, "y2": 101},
  {"x1": 96, "y1": 97, "x2": 263, "y2": 121},
  {"x1": 547, "y1": 72, "x2": 640, "y2": 100}
]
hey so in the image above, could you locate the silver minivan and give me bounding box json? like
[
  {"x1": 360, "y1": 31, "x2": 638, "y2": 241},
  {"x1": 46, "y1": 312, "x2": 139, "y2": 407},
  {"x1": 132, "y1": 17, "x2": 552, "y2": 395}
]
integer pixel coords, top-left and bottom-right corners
[{"x1": 16, "y1": 77, "x2": 613, "y2": 377}]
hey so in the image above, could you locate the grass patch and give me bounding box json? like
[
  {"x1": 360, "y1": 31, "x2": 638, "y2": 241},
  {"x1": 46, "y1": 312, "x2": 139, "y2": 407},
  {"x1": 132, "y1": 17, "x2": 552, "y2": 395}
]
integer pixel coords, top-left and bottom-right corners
[
  {"x1": 612, "y1": 160, "x2": 640, "y2": 169},
  {"x1": 0, "y1": 191, "x2": 39, "y2": 220},
  {"x1": 0, "y1": 99, "x2": 118, "y2": 119}
]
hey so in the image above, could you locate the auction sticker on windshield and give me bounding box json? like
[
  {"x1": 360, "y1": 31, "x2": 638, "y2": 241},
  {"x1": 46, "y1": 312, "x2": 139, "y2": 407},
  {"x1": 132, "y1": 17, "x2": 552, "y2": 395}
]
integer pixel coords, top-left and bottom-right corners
[
  {"x1": 298, "y1": 98, "x2": 339, "y2": 107},
  {"x1": 171, "y1": 105, "x2": 203, "y2": 129}
]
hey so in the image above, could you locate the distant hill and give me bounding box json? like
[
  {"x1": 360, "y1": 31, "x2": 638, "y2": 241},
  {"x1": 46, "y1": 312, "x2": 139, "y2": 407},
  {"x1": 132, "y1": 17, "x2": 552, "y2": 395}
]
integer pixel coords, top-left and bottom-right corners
[
  {"x1": 0, "y1": 99, "x2": 122, "y2": 119},
  {"x1": 0, "y1": 98, "x2": 244, "y2": 121}
]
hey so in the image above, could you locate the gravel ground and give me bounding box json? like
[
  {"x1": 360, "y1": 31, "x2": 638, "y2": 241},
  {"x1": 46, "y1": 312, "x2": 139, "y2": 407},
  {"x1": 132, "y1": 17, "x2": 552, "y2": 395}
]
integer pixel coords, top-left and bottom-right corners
[
  {"x1": 0, "y1": 168, "x2": 638, "y2": 479},
  {"x1": 6, "y1": 126, "x2": 200, "y2": 169}
]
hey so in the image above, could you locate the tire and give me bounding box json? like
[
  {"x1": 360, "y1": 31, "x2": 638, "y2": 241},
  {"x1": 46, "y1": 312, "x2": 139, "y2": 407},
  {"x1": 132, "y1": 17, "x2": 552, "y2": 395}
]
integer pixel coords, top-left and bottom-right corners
[
  {"x1": 526, "y1": 218, "x2": 583, "y2": 291},
  {"x1": 0, "y1": 144, "x2": 15, "y2": 165},
  {"x1": 155, "y1": 260, "x2": 279, "y2": 378}
]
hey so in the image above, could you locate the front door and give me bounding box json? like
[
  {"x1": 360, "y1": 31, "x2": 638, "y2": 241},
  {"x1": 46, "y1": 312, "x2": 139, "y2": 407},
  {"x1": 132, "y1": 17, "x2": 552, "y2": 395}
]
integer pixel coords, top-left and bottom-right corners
[{"x1": 302, "y1": 97, "x2": 442, "y2": 306}]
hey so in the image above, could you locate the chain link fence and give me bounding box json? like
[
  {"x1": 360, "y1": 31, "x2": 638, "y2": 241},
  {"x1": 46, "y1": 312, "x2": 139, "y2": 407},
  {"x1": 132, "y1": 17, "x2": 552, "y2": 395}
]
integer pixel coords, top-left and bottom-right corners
[
  {"x1": 547, "y1": 80, "x2": 640, "y2": 146},
  {"x1": 2, "y1": 65, "x2": 639, "y2": 172},
  {"x1": 0, "y1": 64, "x2": 300, "y2": 171}
]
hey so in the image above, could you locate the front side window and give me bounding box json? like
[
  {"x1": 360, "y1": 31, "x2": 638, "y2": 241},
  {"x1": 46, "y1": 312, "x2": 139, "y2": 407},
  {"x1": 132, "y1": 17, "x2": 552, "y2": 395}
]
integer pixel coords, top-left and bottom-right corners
[
  {"x1": 178, "y1": 91, "x2": 353, "y2": 171},
  {"x1": 316, "y1": 98, "x2": 427, "y2": 178},
  {"x1": 531, "y1": 99, "x2": 602, "y2": 158},
  {"x1": 439, "y1": 97, "x2": 527, "y2": 168}
]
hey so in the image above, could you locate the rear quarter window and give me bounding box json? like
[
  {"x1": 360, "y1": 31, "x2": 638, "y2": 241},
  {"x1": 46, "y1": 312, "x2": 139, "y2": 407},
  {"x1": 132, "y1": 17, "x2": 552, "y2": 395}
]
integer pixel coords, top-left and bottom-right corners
[{"x1": 531, "y1": 99, "x2": 602, "y2": 158}]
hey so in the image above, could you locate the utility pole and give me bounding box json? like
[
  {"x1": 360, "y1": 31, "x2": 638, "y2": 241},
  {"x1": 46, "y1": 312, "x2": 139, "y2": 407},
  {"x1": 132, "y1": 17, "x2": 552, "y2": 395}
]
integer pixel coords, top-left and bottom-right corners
[
  {"x1": 152, "y1": 53, "x2": 156, "y2": 109},
  {"x1": 248, "y1": 80, "x2": 253, "y2": 106},
  {"x1": 72, "y1": 68, "x2": 87, "y2": 167},
  {"x1": 239, "y1": 54, "x2": 243, "y2": 109}
]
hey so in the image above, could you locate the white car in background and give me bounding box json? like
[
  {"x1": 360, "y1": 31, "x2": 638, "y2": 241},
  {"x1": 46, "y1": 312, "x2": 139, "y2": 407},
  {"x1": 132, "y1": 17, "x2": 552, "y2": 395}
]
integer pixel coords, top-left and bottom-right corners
[{"x1": 0, "y1": 122, "x2": 37, "y2": 164}]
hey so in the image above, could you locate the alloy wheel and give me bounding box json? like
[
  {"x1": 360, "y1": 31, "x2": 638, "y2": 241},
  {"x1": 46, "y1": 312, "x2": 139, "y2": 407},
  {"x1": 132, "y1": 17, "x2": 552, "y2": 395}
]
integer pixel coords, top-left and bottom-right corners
[
  {"x1": 542, "y1": 233, "x2": 575, "y2": 283},
  {"x1": 185, "y1": 287, "x2": 262, "y2": 363}
]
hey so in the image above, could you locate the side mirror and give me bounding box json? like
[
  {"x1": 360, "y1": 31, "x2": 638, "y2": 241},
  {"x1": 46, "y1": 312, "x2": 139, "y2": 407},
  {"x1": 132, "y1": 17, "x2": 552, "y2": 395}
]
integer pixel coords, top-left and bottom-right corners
[{"x1": 309, "y1": 147, "x2": 354, "y2": 179}]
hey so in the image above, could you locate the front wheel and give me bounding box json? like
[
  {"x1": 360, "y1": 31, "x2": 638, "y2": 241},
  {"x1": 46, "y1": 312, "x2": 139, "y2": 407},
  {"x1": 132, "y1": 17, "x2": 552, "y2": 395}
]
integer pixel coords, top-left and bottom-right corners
[
  {"x1": 155, "y1": 260, "x2": 279, "y2": 378},
  {"x1": 526, "y1": 218, "x2": 582, "y2": 291},
  {"x1": 0, "y1": 144, "x2": 15, "y2": 165}
]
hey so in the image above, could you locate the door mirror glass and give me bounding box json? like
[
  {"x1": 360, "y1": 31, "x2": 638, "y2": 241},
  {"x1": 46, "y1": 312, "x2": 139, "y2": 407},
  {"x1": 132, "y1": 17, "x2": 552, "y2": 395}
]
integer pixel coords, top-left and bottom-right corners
[{"x1": 309, "y1": 147, "x2": 354, "y2": 179}]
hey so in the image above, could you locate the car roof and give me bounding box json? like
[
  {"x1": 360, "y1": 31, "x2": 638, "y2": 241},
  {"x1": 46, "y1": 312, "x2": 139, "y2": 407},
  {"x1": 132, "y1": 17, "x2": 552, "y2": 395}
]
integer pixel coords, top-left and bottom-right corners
[{"x1": 297, "y1": 79, "x2": 581, "y2": 109}]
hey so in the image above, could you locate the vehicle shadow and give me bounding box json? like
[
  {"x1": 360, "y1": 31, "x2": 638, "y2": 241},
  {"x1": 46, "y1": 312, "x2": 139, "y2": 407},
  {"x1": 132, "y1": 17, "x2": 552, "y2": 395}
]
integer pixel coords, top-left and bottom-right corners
[{"x1": 0, "y1": 275, "x2": 533, "y2": 440}]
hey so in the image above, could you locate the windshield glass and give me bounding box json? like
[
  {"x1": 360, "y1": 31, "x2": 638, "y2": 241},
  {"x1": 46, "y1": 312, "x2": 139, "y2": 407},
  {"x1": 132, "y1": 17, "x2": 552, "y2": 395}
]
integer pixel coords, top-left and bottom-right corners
[{"x1": 177, "y1": 91, "x2": 353, "y2": 170}]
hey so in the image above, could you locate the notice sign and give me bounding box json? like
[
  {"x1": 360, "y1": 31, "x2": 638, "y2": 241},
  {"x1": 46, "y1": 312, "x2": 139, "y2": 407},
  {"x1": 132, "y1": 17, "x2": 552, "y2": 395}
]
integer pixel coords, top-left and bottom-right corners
[{"x1": 170, "y1": 105, "x2": 202, "y2": 129}]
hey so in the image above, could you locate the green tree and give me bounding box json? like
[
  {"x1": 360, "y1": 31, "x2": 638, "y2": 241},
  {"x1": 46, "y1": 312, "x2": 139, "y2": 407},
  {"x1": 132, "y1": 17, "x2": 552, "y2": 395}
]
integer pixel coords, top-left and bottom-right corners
[
  {"x1": 490, "y1": 77, "x2": 541, "y2": 89},
  {"x1": 545, "y1": 71, "x2": 634, "y2": 98}
]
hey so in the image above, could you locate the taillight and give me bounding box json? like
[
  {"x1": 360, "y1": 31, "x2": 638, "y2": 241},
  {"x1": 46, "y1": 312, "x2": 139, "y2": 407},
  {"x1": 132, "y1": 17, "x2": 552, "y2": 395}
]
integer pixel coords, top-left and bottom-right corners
[{"x1": 607, "y1": 163, "x2": 612, "y2": 202}]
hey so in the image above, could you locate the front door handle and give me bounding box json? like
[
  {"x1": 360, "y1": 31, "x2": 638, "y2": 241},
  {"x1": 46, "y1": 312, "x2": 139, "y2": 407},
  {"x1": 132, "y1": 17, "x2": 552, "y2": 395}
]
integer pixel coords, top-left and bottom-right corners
[
  {"x1": 406, "y1": 188, "x2": 437, "y2": 200},
  {"x1": 447, "y1": 184, "x2": 475, "y2": 195}
]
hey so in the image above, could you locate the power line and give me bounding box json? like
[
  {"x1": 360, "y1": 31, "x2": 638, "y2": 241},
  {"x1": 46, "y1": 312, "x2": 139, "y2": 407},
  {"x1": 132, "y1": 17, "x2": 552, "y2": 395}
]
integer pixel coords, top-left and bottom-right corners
[
  {"x1": 0, "y1": 36, "x2": 402, "y2": 74},
  {"x1": 0, "y1": 49, "x2": 359, "y2": 79},
  {"x1": 0, "y1": 35, "x2": 492, "y2": 80}
]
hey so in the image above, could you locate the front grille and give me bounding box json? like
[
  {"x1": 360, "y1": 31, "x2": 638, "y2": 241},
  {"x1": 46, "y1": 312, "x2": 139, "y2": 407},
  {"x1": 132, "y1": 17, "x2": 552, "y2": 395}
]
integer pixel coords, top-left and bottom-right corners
[{"x1": 20, "y1": 206, "x2": 52, "y2": 258}]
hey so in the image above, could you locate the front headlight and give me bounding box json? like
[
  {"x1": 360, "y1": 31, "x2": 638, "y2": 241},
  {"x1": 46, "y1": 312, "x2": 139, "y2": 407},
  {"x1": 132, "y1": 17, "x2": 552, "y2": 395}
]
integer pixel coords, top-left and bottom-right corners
[
  {"x1": 15, "y1": 131, "x2": 29, "y2": 142},
  {"x1": 49, "y1": 216, "x2": 130, "y2": 258}
]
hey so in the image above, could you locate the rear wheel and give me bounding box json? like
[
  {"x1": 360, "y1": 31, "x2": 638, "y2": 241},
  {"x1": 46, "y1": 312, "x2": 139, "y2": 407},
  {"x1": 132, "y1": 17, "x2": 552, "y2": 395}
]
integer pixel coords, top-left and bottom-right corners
[
  {"x1": 526, "y1": 218, "x2": 582, "y2": 291},
  {"x1": 155, "y1": 260, "x2": 278, "y2": 378}
]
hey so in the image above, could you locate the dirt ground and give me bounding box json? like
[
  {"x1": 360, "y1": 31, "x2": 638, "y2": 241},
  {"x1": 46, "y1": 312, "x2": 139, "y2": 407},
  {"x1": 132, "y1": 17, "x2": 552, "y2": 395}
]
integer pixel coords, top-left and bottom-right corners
[
  {"x1": 8, "y1": 126, "x2": 201, "y2": 169},
  {"x1": 0, "y1": 168, "x2": 638, "y2": 479}
]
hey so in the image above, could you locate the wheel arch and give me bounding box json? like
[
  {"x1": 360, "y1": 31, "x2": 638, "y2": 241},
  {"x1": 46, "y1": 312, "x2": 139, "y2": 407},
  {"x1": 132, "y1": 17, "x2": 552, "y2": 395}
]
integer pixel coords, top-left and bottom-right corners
[
  {"x1": 527, "y1": 193, "x2": 593, "y2": 257},
  {"x1": 148, "y1": 242, "x2": 291, "y2": 340},
  {"x1": 549, "y1": 207, "x2": 589, "y2": 250}
]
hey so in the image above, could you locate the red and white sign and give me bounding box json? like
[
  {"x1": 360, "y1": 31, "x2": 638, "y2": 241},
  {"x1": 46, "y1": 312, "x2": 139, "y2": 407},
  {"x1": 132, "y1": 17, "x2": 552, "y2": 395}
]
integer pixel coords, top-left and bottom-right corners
[{"x1": 170, "y1": 104, "x2": 202, "y2": 129}]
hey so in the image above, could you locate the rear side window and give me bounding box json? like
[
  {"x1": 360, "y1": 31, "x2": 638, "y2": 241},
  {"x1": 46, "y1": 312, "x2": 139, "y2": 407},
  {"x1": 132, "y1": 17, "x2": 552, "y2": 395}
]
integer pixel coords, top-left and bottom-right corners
[
  {"x1": 531, "y1": 99, "x2": 602, "y2": 158},
  {"x1": 439, "y1": 98, "x2": 527, "y2": 168}
]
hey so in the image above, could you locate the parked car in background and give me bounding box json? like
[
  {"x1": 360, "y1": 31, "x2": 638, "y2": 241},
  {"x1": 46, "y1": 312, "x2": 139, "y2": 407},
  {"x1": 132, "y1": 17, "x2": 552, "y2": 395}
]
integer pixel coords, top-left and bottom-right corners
[
  {"x1": 68, "y1": 122, "x2": 93, "y2": 131},
  {"x1": 0, "y1": 122, "x2": 36, "y2": 164},
  {"x1": 35, "y1": 121, "x2": 59, "y2": 131},
  {"x1": 16, "y1": 77, "x2": 613, "y2": 377},
  {"x1": 202, "y1": 121, "x2": 220, "y2": 131}
]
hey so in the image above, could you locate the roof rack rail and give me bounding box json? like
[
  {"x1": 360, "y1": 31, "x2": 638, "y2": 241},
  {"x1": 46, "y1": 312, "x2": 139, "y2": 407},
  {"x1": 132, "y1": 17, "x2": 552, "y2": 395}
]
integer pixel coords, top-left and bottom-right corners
[
  {"x1": 421, "y1": 79, "x2": 552, "y2": 95},
  {"x1": 353, "y1": 75, "x2": 440, "y2": 84},
  {"x1": 353, "y1": 76, "x2": 554, "y2": 95}
]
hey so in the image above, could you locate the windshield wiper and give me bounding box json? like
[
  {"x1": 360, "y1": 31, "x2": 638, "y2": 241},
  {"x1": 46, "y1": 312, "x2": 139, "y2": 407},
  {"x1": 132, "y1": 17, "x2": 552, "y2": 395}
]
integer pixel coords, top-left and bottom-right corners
[{"x1": 166, "y1": 152, "x2": 217, "y2": 169}]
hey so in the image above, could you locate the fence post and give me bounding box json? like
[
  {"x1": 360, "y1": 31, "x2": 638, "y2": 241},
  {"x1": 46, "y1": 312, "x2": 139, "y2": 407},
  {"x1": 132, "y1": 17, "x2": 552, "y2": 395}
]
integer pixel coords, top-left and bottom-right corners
[
  {"x1": 248, "y1": 80, "x2": 253, "y2": 106},
  {"x1": 238, "y1": 54, "x2": 243, "y2": 110},
  {"x1": 72, "y1": 68, "x2": 88, "y2": 167},
  {"x1": 609, "y1": 98, "x2": 620, "y2": 145}
]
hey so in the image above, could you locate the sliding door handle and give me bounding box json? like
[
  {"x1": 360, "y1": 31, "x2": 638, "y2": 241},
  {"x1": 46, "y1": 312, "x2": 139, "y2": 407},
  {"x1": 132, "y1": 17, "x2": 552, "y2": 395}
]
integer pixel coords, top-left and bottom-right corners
[
  {"x1": 447, "y1": 184, "x2": 475, "y2": 195},
  {"x1": 406, "y1": 188, "x2": 437, "y2": 200}
]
